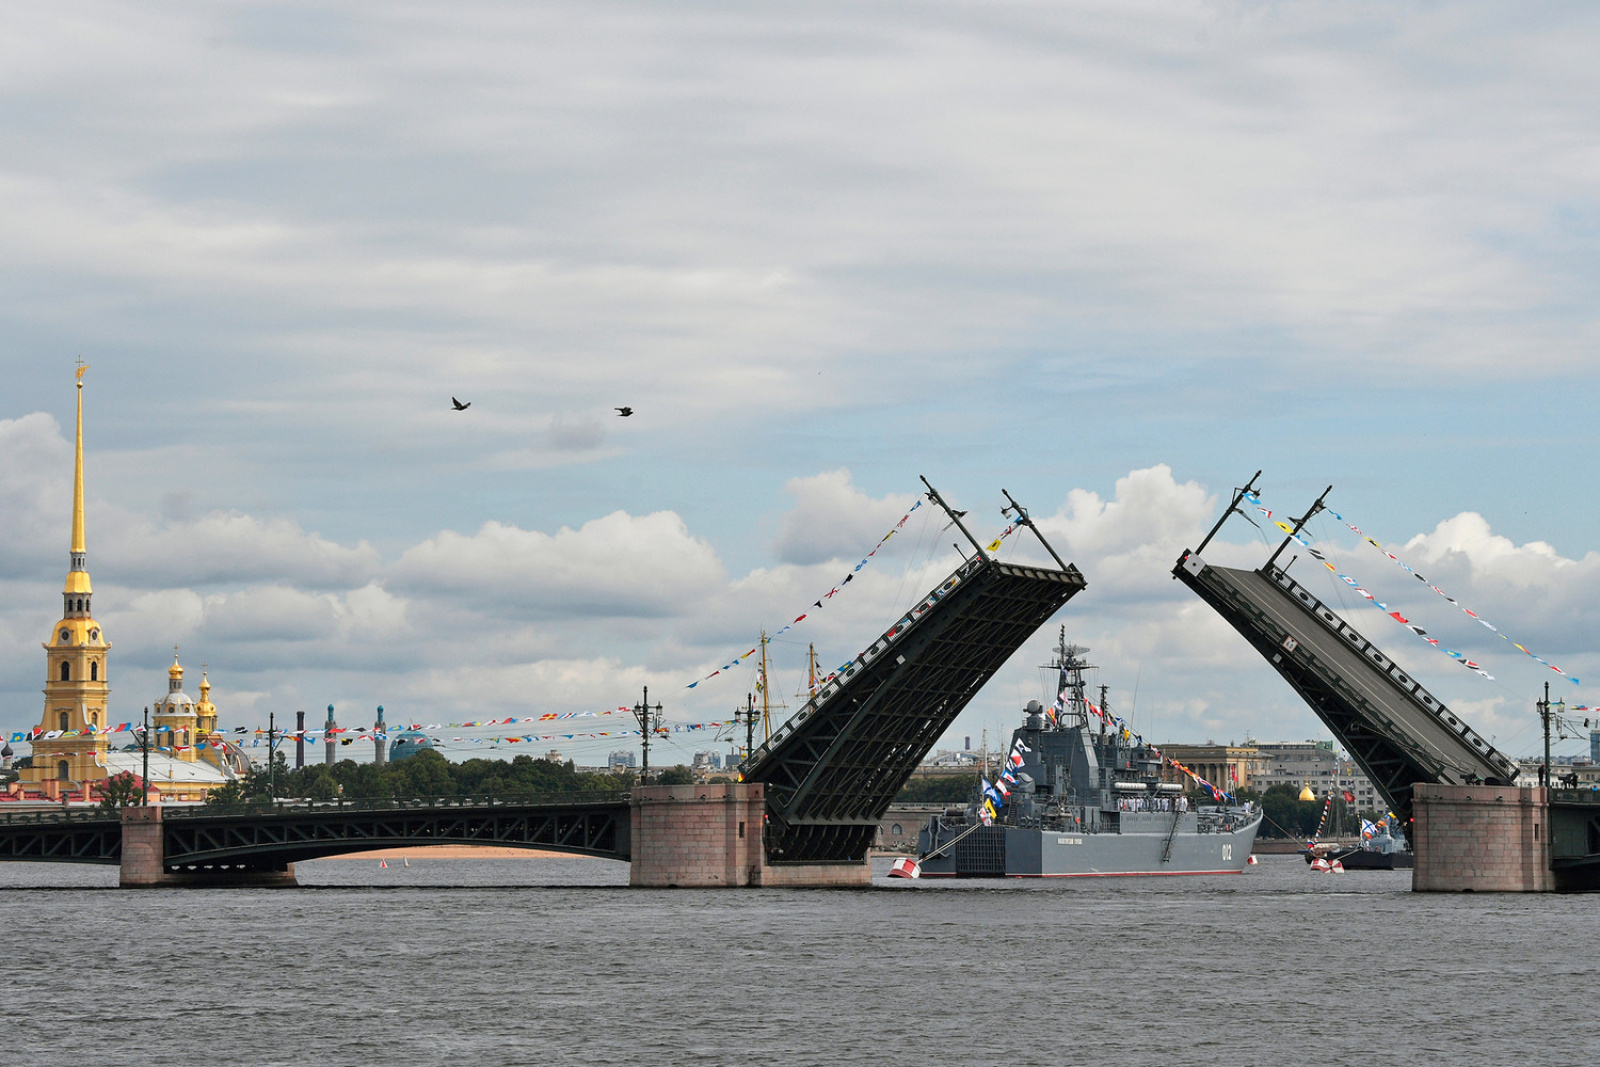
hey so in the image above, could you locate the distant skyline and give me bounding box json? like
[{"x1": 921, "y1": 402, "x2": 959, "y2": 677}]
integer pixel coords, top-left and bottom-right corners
[{"x1": 4, "y1": 2, "x2": 1599, "y2": 764}]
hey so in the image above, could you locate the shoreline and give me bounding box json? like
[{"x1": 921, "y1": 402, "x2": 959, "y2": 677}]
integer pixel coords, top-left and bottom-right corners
[{"x1": 311, "y1": 845, "x2": 575, "y2": 860}]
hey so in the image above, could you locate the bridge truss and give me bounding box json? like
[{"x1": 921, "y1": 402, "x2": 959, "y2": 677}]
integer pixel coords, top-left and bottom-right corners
[{"x1": 744, "y1": 550, "x2": 1086, "y2": 865}]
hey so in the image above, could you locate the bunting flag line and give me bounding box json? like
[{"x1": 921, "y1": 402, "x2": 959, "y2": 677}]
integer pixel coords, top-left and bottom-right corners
[
  {"x1": 984, "y1": 520, "x2": 1023, "y2": 554},
  {"x1": 1245, "y1": 493, "x2": 1495, "y2": 682},
  {"x1": 686, "y1": 500, "x2": 924, "y2": 689},
  {"x1": 1326, "y1": 508, "x2": 1579, "y2": 686},
  {"x1": 28, "y1": 718, "x2": 737, "y2": 754}
]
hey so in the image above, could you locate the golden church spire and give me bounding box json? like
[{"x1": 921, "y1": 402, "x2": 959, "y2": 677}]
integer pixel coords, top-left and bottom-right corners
[{"x1": 65, "y1": 361, "x2": 91, "y2": 596}]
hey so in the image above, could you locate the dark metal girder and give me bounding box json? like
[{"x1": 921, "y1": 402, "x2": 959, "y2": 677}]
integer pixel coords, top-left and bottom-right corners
[
  {"x1": 0, "y1": 818, "x2": 122, "y2": 864},
  {"x1": 162, "y1": 801, "x2": 631, "y2": 866}
]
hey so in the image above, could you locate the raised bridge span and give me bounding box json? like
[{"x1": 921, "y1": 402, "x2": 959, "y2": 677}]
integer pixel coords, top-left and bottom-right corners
[
  {"x1": 743, "y1": 548, "x2": 1086, "y2": 865},
  {"x1": 1174, "y1": 550, "x2": 1518, "y2": 823},
  {"x1": 1173, "y1": 535, "x2": 1600, "y2": 885}
]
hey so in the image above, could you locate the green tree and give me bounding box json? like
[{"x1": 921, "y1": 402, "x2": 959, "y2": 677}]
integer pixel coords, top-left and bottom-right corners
[
  {"x1": 653, "y1": 766, "x2": 694, "y2": 785},
  {"x1": 97, "y1": 771, "x2": 146, "y2": 811},
  {"x1": 204, "y1": 780, "x2": 245, "y2": 808}
]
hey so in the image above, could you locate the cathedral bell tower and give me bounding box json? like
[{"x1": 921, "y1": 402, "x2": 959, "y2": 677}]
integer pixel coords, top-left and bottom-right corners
[{"x1": 27, "y1": 365, "x2": 112, "y2": 786}]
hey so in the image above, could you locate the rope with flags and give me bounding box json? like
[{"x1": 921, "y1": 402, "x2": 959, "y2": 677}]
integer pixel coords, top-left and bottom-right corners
[
  {"x1": 1326, "y1": 507, "x2": 1579, "y2": 685},
  {"x1": 685, "y1": 500, "x2": 924, "y2": 689},
  {"x1": 1246, "y1": 492, "x2": 1496, "y2": 681}
]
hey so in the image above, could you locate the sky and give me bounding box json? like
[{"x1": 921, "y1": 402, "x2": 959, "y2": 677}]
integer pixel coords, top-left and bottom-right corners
[{"x1": 4, "y1": 1, "x2": 1600, "y2": 768}]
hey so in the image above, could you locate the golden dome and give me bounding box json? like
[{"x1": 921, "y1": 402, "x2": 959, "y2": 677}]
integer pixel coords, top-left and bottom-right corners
[
  {"x1": 169, "y1": 653, "x2": 184, "y2": 681},
  {"x1": 198, "y1": 668, "x2": 210, "y2": 697},
  {"x1": 1298, "y1": 783, "x2": 1317, "y2": 802}
]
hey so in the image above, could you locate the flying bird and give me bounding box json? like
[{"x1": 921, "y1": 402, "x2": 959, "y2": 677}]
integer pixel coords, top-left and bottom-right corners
[
  {"x1": 615, "y1": 406, "x2": 633, "y2": 417},
  {"x1": 451, "y1": 397, "x2": 471, "y2": 411}
]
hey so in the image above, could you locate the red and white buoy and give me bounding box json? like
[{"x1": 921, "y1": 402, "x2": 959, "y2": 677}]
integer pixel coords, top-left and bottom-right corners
[
  {"x1": 1329, "y1": 859, "x2": 1346, "y2": 874},
  {"x1": 1246, "y1": 854, "x2": 1259, "y2": 866},
  {"x1": 888, "y1": 857, "x2": 922, "y2": 879},
  {"x1": 1310, "y1": 857, "x2": 1331, "y2": 872}
]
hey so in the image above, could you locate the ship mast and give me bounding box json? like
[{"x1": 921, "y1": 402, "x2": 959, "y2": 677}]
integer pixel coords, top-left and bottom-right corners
[{"x1": 759, "y1": 630, "x2": 773, "y2": 741}]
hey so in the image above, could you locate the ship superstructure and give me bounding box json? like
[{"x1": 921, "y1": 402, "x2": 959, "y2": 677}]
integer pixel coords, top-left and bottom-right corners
[{"x1": 917, "y1": 634, "x2": 1262, "y2": 877}]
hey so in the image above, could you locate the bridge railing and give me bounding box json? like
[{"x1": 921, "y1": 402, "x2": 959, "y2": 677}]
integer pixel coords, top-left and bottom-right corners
[
  {"x1": 0, "y1": 807, "x2": 124, "y2": 827},
  {"x1": 162, "y1": 791, "x2": 632, "y2": 818},
  {"x1": 1, "y1": 791, "x2": 633, "y2": 827}
]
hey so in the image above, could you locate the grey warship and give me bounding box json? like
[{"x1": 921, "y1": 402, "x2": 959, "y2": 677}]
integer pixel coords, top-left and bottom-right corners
[{"x1": 917, "y1": 637, "x2": 1262, "y2": 877}]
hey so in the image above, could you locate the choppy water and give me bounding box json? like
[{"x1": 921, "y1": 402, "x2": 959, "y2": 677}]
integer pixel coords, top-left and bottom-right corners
[{"x1": 1, "y1": 856, "x2": 1595, "y2": 1066}]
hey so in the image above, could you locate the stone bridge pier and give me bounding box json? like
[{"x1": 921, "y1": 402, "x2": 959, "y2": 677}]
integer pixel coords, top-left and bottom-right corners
[
  {"x1": 120, "y1": 806, "x2": 296, "y2": 888},
  {"x1": 629, "y1": 783, "x2": 870, "y2": 888}
]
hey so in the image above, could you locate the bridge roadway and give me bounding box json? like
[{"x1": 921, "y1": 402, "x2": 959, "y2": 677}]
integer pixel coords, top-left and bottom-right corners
[
  {"x1": 0, "y1": 794, "x2": 630, "y2": 880},
  {"x1": 1175, "y1": 552, "x2": 1519, "y2": 824}
]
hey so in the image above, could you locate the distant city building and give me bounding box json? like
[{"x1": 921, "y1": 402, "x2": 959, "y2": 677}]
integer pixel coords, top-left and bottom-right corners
[
  {"x1": 1152, "y1": 739, "x2": 1384, "y2": 809},
  {"x1": 1158, "y1": 743, "x2": 1262, "y2": 793},
  {"x1": 691, "y1": 750, "x2": 722, "y2": 771},
  {"x1": 608, "y1": 750, "x2": 637, "y2": 773},
  {"x1": 1250, "y1": 741, "x2": 1383, "y2": 809}
]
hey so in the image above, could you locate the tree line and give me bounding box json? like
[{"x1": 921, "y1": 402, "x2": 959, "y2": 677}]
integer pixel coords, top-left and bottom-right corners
[{"x1": 203, "y1": 749, "x2": 701, "y2": 807}]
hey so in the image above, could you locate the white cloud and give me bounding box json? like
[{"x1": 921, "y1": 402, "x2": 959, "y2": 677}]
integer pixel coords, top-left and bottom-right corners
[
  {"x1": 392, "y1": 510, "x2": 724, "y2": 617},
  {"x1": 772, "y1": 469, "x2": 919, "y2": 565}
]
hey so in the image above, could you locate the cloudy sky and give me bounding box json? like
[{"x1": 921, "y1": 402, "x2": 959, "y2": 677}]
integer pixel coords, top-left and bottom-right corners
[{"x1": 4, "y1": 1, "x2": 1599, "y2": 765}]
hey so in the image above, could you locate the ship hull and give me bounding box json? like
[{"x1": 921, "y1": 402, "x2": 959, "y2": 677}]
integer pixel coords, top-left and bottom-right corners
[{"x1": 918, "y1": 812, "x2": 1263, "y2": 878}]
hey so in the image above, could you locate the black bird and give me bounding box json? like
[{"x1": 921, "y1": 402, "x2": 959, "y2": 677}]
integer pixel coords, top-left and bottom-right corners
[
  {"x1": 451, "y1": 397, "x2": 471, "y2": 411},
  {"x1": 615, "y1": 406, "x2": 633, "y2": 417}
]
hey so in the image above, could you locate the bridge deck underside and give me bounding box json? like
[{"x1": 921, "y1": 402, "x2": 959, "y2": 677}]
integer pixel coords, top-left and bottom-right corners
[
  {"x1": 1175, "y1": 557, "x2": 1516, "y2": 823},
  {"x1": 162, "y1": 803, "x2": 632, "y2": 869},
  {"x1": 748, "y1": 558, "x2": 1086, "y2": 865},
  {"x1": 1550, "y1": 793, "x2": 1600, "y2": 882},
  {"x1": 0, "y1": 819, "x2": 122, "y2": 864}
]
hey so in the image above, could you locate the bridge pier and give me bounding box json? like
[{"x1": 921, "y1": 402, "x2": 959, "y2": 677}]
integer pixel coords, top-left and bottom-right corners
[
  {"x1": 629, "y1": 783, "x2": 870, "y2": 888},
  {"x1": 1413, "y1": 784, "x2": 1555, "y2": 892},
  {"x1": 120, "y1": 806, "x2": 297, "y2": 888}
]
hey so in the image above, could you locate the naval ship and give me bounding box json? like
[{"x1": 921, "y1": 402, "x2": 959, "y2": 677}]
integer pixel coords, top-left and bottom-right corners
[{"x1": 916, "y1": 637, "x2": 1262, "y2": 877}]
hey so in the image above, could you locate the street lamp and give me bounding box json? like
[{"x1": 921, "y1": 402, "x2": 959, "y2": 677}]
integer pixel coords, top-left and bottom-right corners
[{"x1": 631, "y1": 686, "x2": 663, "y2": 784}]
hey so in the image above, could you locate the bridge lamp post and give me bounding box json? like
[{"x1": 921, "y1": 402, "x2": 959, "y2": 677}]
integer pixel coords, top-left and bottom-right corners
[
  {"x1": 632, "y1": 686, "x2": 663, "y2": 784},
  {"x1": 141, "y1": 706, "x2": 150, "y2": 806}
]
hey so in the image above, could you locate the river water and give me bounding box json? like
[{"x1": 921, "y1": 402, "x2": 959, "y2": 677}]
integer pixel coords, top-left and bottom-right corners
[{"x1": 1, "y1": 855, "x2": 1595, "y2": 1066}]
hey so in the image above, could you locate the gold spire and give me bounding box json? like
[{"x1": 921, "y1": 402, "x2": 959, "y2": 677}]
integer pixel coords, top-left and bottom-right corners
[
  {"x1": 169, "y1": 648, "x2": 184, "y2": 681},
  {"x1": 72, "y1": 363, "x2": 86, "y2": 555},
  {"x1": 64, "y1": 362, "x2": 91, "y2": 595}
]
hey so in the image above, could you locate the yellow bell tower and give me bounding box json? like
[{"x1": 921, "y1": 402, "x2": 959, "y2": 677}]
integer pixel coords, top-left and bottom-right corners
[{"x1": 26, "y1": 364, "x2": 112, "y2": 786}]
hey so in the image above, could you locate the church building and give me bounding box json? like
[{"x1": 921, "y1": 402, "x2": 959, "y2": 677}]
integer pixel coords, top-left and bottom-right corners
[{"x1": 8, "y1": 369, "x2": 249, "y2": 804}]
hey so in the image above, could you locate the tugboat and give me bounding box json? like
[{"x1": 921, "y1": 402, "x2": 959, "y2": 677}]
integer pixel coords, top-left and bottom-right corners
[
  {"x1": 1306, "y1": 821, "x2": 1414, "y2": 871},
  {"x1": 915, "y1": 635, "x2": 1262, "y2": 877}
]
